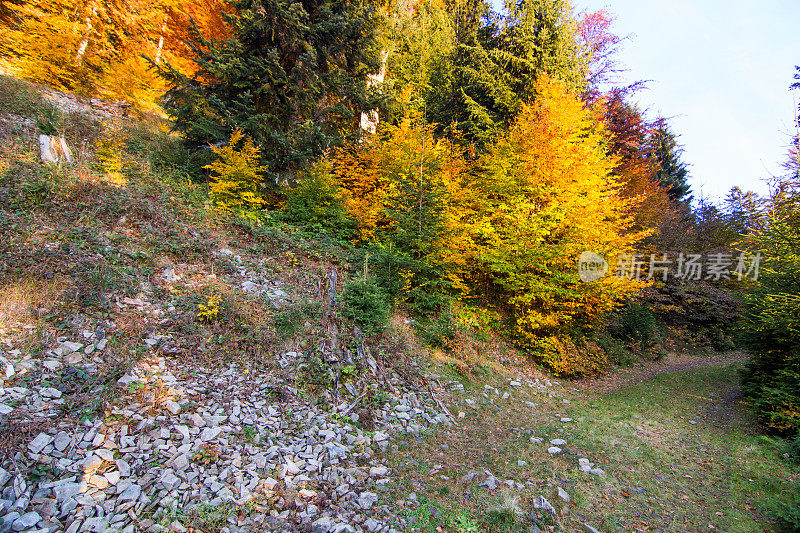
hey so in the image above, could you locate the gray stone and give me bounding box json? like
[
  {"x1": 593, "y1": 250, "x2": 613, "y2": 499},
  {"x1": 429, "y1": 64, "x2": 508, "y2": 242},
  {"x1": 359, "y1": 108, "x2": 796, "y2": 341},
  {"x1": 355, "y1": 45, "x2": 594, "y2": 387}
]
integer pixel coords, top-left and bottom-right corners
[
  {"x1": 478, "y1": 475, "x2": 498, "y2": 490},
  {"x1": 357, "y1": 491, "x2": 379, "y2": 509},
  {"x1": 53, "y1": 483, "x2": 83, "y2": 502},
  {"x1": 83, "y1": 455, "x2": 103, "y2": 474},
  {"x1": 460, "y1": 471, "x2": 478, "y2": 484},
  {"x1": 27, "y1": 433, "x2": 53, "y2": 455},
  {"x1": 39, "y1": 387, "x2": 62, "y2": 399},
  {"x1": 172, "y1": 454, "x2": 189, "y2": 472},
  {"x1": 12, "y1": 511, "x2": 41, "y2": 531},
  {"x1": 160, "y1": 471, "x2": 181, "y2": 491},
  {"x1": 0, "y1": 404, "x2": 12, "y2": 416},
  {"x1": 104, "y1": 471, "x2": 120, "y2": 486},
  {"x1": 115, "y1": 460, "x2": 131, "y2": 478},
  {"x1": 82, "y1": 517, "x2": 108, "y2": 532},
  {"x1": 369, "y1": 466, "x2": 388, "y2": 478},
  {"x1": 53, "y1": 431, "x2": 71, "y2": 452},
  {"x1": 164, "y1": 401, "x2": 181, "y2": 415},
  {"x1": 312, "y1": 517, "x2": 333, "y2": 533},
  {"x1": 200, "y1": 427, "x2": 220, "y2": 442},
  {"x1": 550, "y1": 439, "x2": 567, "y2": 446},
  {"x1": 117, "y1": 484, "x2": 141, "y2": 503},
  {"x1": 0, "y1": 468, "x2": 10, "y2": 488},
  {"x1": 364, "y1": 518, "x2": 382, "y2": 532},
  {"x1": 547, "y1": 447, "x2": 562, "y2": 455},
  {"x1": 174, "y1": 425, "x2": 190, "y2": 440},
  {"x1": 557, "y1": 487, "x2": 570, "y2": 503},
  {"x1": 583, "y1": 524, "x2": 602, "y2": 533},
  {"x1": 532, "y1": 496, "x2": 555, "y2": 515},
  {"x1": 1, "y1": 512, "x2": 21, "y2": 533}
]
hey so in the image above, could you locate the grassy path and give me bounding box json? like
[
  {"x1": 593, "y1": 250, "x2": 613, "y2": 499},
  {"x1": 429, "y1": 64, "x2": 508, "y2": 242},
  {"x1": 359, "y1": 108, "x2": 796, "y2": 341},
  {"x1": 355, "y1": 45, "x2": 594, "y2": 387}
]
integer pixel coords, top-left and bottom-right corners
[{"x1": 381, "y1": 361, "x2": 799, "y2": 532}]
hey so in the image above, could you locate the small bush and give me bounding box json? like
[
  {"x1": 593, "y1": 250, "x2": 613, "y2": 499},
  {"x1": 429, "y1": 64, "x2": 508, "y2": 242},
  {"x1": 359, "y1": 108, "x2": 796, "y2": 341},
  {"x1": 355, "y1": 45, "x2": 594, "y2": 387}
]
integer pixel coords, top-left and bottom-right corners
[
  {"x1": 767, "y1": 492, "x2": 800, "y2": 532},
  {"x1": 341, "y1": 278, "x2": 389, "y2": 336},
  {"x1": 281, "y1": 162, "x2": 353, "y2": 236},
  {"x1": 273, "y1": 304, "x2": 318, "y2": 339},
  {"x1": 535, "y1": 335, "x2": 608, "y2": 377},
  {"x1": 298, "y1": 355, "x2": 334, "y2": 392},
  {"x1": 608, "y1": 303, "x2": 657, "y2": 345},
  {"x1": 595, "y1": 332, "x2": 635, "y2": 366},
  {"x1": 418, "y1": 305, "x2": 458, "y2": 349},
  {"x1": 205, "y1": 130, "x2": 267, "y2": 221},
  {"x1": 35, "y1": 103, "x2": 63, "y2": 135}
]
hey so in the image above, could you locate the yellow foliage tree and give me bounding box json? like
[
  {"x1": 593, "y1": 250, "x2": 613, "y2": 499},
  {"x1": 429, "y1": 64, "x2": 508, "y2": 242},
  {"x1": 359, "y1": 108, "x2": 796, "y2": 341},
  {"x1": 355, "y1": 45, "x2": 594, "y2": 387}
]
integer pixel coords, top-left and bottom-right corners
[
  {"x1": 1, "y1": 0, "x2": 228, "y2": 108},
  {"x1": 205, "y1": 130, "x2": 267, "y2": 220},
  {"x1": 469, "y1": 76, "x2": 647, "y2": 369},
  {"x1": 332, "y1": 116, "x2": 475, "y2": 302}
]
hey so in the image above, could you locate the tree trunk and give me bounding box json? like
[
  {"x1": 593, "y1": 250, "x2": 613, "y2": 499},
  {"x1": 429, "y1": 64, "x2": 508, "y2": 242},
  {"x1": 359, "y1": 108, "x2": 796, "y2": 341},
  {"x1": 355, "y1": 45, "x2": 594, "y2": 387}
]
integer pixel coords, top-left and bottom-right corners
[
  {"x1": 74, "y1": 5, "x2": 97, "y2": 66},
  {"x1": 359, "y1": 49, "x2": 389, "y2": 134},
  {"x1": 154, "y1": 14, "x2": 168, "y2": 64}
]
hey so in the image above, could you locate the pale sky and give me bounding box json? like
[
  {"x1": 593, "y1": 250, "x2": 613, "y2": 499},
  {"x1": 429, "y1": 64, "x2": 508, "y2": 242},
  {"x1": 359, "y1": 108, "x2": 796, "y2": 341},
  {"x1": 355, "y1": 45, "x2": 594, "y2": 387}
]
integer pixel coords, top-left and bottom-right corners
[{"x1": 493, "y1": 0, "x2": 799, "y2": 201}]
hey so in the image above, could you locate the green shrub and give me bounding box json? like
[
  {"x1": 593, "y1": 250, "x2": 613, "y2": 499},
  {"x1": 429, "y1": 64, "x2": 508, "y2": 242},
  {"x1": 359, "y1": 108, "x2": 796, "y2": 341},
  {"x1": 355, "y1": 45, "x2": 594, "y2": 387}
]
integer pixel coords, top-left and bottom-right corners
[
  {"x1": 595, "y1": 332, "x2": 635, "y2": 366},
  {"x1": 280, "y1": 163, "x2": 353, "y2": 236},
  {"x1": 739, "y1": 178, "x2": 800, "y2": 436},
  {"x1": 608, "y1": 303, "x2": 657, "y2": 346},
  {"x1": 35, "y1": 103, "x2": 63, "y2": 135},
  {"x1": 341, "y1": 278, "x2": 390, "y2": 335},
  {"x1": 740, "y1": 292, "x2": 800, "y2": 434},
  {"x1": 418, "y1": 305, "x2": 457, "y2": 349},
  {"x1": 767, "y1": 492, "x2": 800, "y2": 532},
  {"x1": 273, "y1": 304, "x2": 318, "y2": 339}
]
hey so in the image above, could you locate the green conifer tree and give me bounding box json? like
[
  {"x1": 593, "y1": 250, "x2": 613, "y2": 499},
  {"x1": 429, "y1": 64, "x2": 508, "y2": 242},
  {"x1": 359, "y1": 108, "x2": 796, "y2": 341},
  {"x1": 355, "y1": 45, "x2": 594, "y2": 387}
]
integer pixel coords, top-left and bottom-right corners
[
  {"x1": 649, "y1": 121, "x2": 692, "y2": 203},
  {"x1": 155, "y1": 0, "x2": 382, "y2": 182}
]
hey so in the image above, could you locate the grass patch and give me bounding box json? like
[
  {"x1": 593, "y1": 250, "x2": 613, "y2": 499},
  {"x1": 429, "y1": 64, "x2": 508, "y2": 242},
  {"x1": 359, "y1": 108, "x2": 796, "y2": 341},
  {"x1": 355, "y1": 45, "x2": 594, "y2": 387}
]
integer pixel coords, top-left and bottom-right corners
[{"x1": 569, "y1": 363, "x2": 799, "y2": 532}]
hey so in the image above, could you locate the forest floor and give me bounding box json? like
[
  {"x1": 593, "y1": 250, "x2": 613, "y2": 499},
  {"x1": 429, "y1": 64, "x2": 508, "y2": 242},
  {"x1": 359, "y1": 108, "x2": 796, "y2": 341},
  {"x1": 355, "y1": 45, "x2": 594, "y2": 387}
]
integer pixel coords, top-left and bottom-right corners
[
  {"x1": 392, "y1": 354, "x2": 799, "y2": 533},
  {"x1": 0, "y1": 75, "x2": 797, "y2": 533}
]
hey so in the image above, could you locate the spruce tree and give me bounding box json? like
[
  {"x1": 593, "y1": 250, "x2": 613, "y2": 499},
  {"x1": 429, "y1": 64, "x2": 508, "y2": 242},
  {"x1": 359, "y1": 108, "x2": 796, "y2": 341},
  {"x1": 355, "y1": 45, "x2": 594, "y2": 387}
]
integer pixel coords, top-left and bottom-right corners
[
  {"x1": 649, "y1": 122, "x2": 692, "y2": 203},
  {"x1": 155, "y1": 0, "x2": 382, "y2": 181},
  {"x1": 427, "y1": 0, "x2": 586, "y2": 149}
]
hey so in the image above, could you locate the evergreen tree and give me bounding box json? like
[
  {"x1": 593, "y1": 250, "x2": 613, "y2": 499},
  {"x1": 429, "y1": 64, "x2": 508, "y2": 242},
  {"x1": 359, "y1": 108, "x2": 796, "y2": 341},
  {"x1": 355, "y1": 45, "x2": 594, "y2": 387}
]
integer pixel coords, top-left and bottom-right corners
[
  {"x1": 427, "y1": 0, "x2": 586, "y2": 149},
  {"x1": 332, "y1": 116, "x2": 469, "y2": 310},
  {"x1": 740, "y1": 175, "x2": 800, "y2": 435},
  {"x1": 649, "y1": 121, "x2": 692, "y2": 203},
  {"x1": 155, "y1": 0, "x2": 382, "y2": 181}
]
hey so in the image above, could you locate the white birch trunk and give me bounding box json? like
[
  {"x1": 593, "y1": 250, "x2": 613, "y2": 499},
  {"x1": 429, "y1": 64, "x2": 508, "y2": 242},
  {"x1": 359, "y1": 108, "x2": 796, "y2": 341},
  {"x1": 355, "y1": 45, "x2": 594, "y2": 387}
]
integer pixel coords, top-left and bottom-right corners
[
  {"x1": 74, "y1": 6, "x2": 97, "y2": 66},
  {"x1": 360, "y1": 50, "x2": 389, "y2": 135},
  {"x1": 155, "y1": 16, "x2": 168, "y2": 65}
]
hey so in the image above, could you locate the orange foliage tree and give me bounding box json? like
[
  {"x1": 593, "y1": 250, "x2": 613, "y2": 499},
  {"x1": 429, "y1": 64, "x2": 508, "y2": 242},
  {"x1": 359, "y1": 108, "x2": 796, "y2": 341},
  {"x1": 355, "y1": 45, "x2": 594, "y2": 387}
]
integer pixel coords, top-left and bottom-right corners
[
  {"x1": 466, "y1": 76, "x2": 647, "y2": 370},
  {"x1": 600, "y1": 89, "x2": 675, "y2": 243},
  {"x1": 1, "y1": 0, "x2": 228, "y2": 107}
]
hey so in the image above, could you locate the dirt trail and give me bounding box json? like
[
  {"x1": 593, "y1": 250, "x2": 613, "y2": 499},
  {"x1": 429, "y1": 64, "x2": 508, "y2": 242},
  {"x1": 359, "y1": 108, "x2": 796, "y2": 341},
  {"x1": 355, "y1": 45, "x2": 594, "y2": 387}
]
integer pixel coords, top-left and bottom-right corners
[{"x1": 575, "y1": 351, "x2": 750, "y2": 393}]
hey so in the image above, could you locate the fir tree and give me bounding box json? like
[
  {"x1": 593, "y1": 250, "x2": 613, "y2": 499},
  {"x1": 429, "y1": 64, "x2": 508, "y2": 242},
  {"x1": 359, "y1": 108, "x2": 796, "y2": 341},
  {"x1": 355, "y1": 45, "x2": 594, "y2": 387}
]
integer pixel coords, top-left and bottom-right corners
[
  {"x1": 154, "y1": 0, "x2": 382, "y2": 182},
  {"x1": 427, "y1": 0, "x2": 586, "y2": 149},
  {"x1": 649, "y1": 121, "x2": 692, "y2": 203}
]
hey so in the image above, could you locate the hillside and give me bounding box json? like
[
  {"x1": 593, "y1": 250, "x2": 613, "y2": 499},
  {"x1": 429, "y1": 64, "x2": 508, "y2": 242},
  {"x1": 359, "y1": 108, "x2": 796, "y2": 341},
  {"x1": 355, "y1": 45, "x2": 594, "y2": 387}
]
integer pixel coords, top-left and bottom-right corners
[{"x1": 0, "y1": 76, "x2": 798, "y2": 533}]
